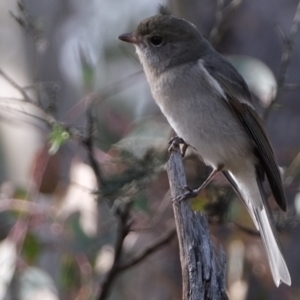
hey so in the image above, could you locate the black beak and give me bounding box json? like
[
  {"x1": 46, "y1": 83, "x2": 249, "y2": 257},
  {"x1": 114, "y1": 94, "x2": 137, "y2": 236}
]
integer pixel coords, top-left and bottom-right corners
[{"x1": 118, "y1": 32, "x2": 140, "y2": 45}]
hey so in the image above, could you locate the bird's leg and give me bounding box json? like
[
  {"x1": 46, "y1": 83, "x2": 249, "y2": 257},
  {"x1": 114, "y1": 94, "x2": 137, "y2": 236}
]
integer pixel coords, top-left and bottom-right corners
[
  {"x1": 175, "y1": 164, "x2": 224, "y2": 202},
  {"x1": 168, "y1": 136, "x2": 189, "y2": 157}
]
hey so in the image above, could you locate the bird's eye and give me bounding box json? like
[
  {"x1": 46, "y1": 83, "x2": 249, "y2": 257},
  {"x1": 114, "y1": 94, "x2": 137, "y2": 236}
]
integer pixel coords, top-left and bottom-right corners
[{"x1": 149, "y1": 36, "x2": 163, "y2": 47}]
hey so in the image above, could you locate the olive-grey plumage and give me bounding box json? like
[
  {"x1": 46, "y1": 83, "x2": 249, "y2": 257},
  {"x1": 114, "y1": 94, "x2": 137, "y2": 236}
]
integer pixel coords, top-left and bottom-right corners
[{"x1": 118, "y1": 12, "x2": 291, "y2": 286}]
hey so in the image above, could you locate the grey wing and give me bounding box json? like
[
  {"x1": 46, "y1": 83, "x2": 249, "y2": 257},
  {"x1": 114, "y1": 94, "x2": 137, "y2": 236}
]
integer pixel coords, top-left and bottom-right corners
[
  {"x1": 202, "y1": 54, "x2": 254, "y2": 106},
  {"x1": 204, "y1": 56, "x2": 287, "y2": 211}
]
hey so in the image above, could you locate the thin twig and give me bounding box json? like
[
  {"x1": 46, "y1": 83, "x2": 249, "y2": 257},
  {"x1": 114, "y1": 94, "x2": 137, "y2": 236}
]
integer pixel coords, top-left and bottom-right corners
[
  {"x1": 209, "y1": 0, "x2": 224, "y2": 45},
  {"x1": 97, "y1": 198, "x2": 132, "y2": 300},
  {"x1": 0, "y1": 68, "x2": 85, "y2": 142},
  {"x1": 0, "y1": 68, "x2": 34, "y2": 103},
  {"x1": 100, "y1": 71, "x2": 144, "y2": 102},
  {"x1": 117, "y1": 226, "x2": 177, "y2": 272},
  {"x1": 96, "y1": 205, "x2": 177, "y2": 300},
  {"x1": 283, "y1": 83, "x2": 300, "y2": 90},
  {"x1": 263, "y1": 0, "x2": 300, "y2": 121},
  {"x1": 209, "y1": 0, "x2": 242, "y2": 46},
  {"x1": 83, "y1": 108, "x2": 105, "y2": 190}
]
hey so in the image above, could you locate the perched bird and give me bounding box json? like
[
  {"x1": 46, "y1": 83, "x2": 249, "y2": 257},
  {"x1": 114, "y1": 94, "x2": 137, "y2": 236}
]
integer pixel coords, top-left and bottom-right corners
[{"x1": 118, "y1": 10, "x2": 291, "y2": 286}]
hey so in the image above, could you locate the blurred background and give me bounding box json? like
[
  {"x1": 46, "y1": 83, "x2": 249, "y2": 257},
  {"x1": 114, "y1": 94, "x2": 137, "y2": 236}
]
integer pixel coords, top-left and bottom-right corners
[{"x1": 0, "y1": 0, "x2": 300, "y2": 299}]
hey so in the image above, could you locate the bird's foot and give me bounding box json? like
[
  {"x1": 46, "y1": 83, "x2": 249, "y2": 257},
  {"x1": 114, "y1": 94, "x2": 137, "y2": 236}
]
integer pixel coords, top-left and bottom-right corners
[
  {"x1": 174, "y1": 186, "x2": 201, "y2": 203},
  {"x1": 173, "y1": 165, "x2": 224, "y2": 203},
  {"x1": 168, "y1": 136, "x2": 189, "y2": 157}
]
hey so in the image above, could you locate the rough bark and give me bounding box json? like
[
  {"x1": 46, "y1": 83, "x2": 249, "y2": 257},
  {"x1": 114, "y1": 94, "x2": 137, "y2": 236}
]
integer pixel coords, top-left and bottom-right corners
[{"x1": 166, "y1": 144, "x2": 228, "y2": 300}]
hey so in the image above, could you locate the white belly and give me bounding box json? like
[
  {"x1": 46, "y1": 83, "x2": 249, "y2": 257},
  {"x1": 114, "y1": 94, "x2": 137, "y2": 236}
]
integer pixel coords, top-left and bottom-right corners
[{"x1": 149, "y1": 64, "x2": 254, "y2": 171}]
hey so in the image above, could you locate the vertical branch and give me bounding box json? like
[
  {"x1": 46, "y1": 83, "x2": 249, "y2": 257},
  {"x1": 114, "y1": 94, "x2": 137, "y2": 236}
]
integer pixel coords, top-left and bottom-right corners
[
  {"x1": 167, "y1": 142, "x2": 228, "y2": 300},
  {"x1": 97, "y1": 197, "x2": 132, "y2": 300},
  {"x1": 83, "y1": 108, "x2": 104, "y2": 190},
  {"x1": 209, "y1": 0, "x2": 243, "y2": 46},
  {"x1": 209, "y1": 0, "x2": 224, "y2": 45},
  {"x1": 263, "y1": 0, "x2": 300, "y2": 121}
]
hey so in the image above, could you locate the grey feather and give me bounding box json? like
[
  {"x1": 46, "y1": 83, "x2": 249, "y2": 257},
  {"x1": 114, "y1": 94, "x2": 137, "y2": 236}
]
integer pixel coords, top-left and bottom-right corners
[
  {"x1": 204, "y1": 60, "x2": 287, "y2": 211},
  {"x1": 254, "y1": 177, "x2": 291, "y2": 286},
  {"x1": 119, "y1": 13, "x2": 291, "y2": 286}
]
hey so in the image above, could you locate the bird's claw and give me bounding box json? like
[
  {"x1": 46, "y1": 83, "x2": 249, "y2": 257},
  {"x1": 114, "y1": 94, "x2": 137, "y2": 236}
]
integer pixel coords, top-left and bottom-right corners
[
  {"x1": 168, "y1": 136, "x2": 189, "y2": 157},
  {"x1": 173, "y1": 186, "x2": 199, "y2": 203}
]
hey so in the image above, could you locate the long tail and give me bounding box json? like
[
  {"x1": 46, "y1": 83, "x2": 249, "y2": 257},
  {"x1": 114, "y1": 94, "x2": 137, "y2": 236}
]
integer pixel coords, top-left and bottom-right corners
[
  {"x1": 253, "y1": 204, "x2": 291, "y2": 286},
  {"x1": 227, "y1": 170, "x2": 291, "y2": 286}
]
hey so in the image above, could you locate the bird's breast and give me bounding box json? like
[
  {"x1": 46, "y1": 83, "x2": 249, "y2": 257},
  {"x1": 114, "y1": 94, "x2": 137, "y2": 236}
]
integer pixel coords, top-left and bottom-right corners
[{"x1": 146, "y1": 63, "x2": 253, "y2": 170}]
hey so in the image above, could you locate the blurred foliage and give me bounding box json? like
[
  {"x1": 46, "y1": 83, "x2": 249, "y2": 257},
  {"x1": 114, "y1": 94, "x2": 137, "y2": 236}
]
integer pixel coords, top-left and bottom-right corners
[
  {"x1": 22, "y1": 233, "x2": 42, "y2": 264},
  {"x1": 60, "y1": 255, "x2": 81, "y2": 290},
  {"x1": 101, "y1": 148, "x2": 167, "y2": 198},
  {"x1": 67, "y1": 213, "x2": 95, "y2": 253},
  {"x1": 0, "y1": 0, "x2": 299, "y2": 300},
  {"x1": 15, "y1": 267, "x2": 58, "y2": 300}
]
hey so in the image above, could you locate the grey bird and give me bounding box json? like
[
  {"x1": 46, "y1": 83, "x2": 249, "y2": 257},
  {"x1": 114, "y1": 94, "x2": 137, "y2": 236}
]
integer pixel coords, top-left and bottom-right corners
[{"x1": 118, "y1": 11, "x2": 291, "y2": 286}]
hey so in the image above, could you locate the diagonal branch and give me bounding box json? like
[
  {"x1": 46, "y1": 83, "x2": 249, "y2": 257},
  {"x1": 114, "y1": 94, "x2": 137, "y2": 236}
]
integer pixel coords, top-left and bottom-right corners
[
  {"x1": 96, "y1": 199, "x2": 177, "y2": 300},
  {"x1": 0, "y1": 68, "x2": 34, "y2": 104},
  {"x1": 0, "y1": 68, "x2": 85, "y2": 142},
  {"x1": 117, "y1": 226, "x2": 176, "y2": 272}
]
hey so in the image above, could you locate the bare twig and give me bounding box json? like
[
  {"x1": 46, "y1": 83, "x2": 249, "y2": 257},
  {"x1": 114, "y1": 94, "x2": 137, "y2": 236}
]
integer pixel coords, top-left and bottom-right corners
[
  {"x1": 96, "y1": 199, "x2": 177, "y2": 300},
  {"x1": 61, "y1": 70, "x2": 143, "y2": 125},
  {"x1": 0, "y1": 68, "x2": 34, "y2": 104},
  {"x1": 97, "y1": 197, "x2": 132, "y2": 300},
  {"x1": 263, "y1": 0, "x2": 300, "y2": 121},
  {"x1": 0, "y1": 68, "x2": 86, "y2": 143},
  {"x1": 283, "y1": 83, "x2": 300, "y2": 90},
  {"x1": 10, "y1": 1, "x2": 47, "y2": 105},
  {"x1": 209, "y1": 0, "x2": 242, "y2": 46},
  {"x1": 100, "y1": 70, "x2": 144, "y2": 102},
  {"x1": 209, "y1": 0, "x2": 224, "y2": 45},
  {"x1": 83, "y1": 109, "x2": 105, "y2": 190},
  {"x1": 117, "y1": 226, "x2": 176, "y2": 272}
]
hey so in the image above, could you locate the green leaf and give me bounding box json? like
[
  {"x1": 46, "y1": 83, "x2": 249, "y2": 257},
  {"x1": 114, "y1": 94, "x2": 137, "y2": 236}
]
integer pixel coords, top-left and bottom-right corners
[
  {"x1": 60, "y1": 255, "x2": 80, "y2": 288},
  {"x1": 49, "y1": 124, "x2": 70, "y2": 155},
  {"x1": 22, "y1": 233, "x2": 42, "y2": 264},
  {"x1": 82, "y1": 64, "x2": 95, "y2": 89}
]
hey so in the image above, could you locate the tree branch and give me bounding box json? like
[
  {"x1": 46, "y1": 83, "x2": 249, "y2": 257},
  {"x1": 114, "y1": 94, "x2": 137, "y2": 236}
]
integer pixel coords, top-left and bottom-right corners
[
  {"x1": 117, "y1": 226, "x2": 177, "y2": 272},
  {"x1": 166, "y1": 140, "x2": 228, "y2": 300},
  {"x1": 96, "y1": 202, "x2": 177, "y2": 300},
  {"x1": 0, "y1": 68, "x2": 85, "y2": 142},
  {"x1": 97, "y1": 197, "x2": 132, "y2": 300},
  {"x1": 209, "y1": 0, "x2": 242, "y2": 46},
  {"x1": 0, "y1": 68, "x2": 34, "y2": 104},
  {"x1": 263, "y1": 0, "x2": 300, "y2": 121},
  {"x1": 83, "y1": 109, "x2": 105, "y2": 190}
]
